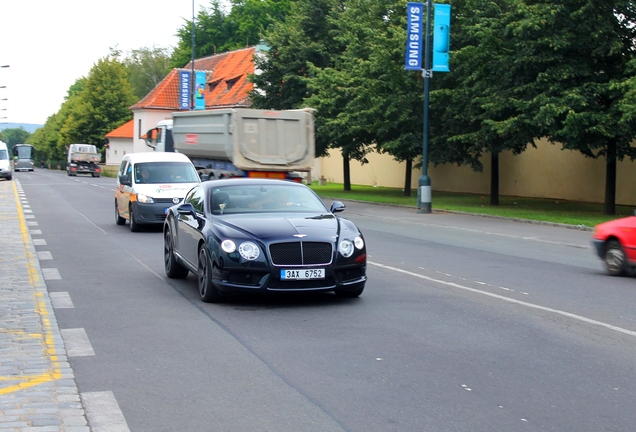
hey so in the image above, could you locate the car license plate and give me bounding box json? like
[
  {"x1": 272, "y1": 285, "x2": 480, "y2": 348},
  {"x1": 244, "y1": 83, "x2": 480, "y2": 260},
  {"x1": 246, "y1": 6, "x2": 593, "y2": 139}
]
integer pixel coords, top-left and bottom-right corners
[
  {"x1": 281, "y1": 269, "x2": 325, "y2": 280},
  {"x1": 164, "y1": 208, "x2": 169, "y2": 214}
]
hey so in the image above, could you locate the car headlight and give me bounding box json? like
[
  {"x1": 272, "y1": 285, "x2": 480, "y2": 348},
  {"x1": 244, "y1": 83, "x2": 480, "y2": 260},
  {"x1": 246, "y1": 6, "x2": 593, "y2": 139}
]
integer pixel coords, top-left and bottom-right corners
[
  {"x1": 238, "y1": 241, "x2": 260, "y2": 260},
  {"x1": 339, "y1": 239, "x2": 354, "y2": 257},
  {"x1": 221, "y1": 240, "x2": 236, "y2": 253},
  {"x1": 354, "y1": 236, "x2": 364, "y2": 250},
  {"x1": 136, "y1": 193, "x2": 155, "y2": 204},
  {"x1": 339, "y1": 236, "x2": 364, "y2": 258}
]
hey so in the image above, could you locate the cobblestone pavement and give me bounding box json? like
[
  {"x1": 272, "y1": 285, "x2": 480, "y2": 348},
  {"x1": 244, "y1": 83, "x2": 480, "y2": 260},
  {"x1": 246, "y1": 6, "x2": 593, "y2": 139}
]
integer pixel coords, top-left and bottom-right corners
[{"x1": 0, "y1": 179, "x2": 90, "y2": 432}]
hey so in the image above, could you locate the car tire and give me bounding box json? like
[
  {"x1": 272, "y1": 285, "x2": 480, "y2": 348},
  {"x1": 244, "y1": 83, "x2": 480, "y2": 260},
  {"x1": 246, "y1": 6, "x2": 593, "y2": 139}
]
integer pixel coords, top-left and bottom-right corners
[
  {"x1": 198, "y1": 247, "x2": 223, "y2": 303},
  {"x1": 6, "y1": 175, "x2": 11, "y2": 181},
  {"x1": 115, "y1": 200, "x2": 126, "y2": 225},
  {"x1": 335, "y1": 284, "x2": 365, "y2": 298},
  {"x1": 164, "y1": 226, "x2": 189, "y2": 279},
  {"x1": 129, "y1": 206, "x2": 141, "y2": 232},
  {"x1": 604, "y1": 240, "x2": 630, "y2": 276}
]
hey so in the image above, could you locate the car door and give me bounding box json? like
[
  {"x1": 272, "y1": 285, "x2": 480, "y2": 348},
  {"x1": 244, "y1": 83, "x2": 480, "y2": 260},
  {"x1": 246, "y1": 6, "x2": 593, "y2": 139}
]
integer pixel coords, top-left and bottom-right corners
[
  {"x1": 115, "y1": 159, "x2": 133, "y2": 219},
  {"x1": 177, "y1": 186, "x2": 205, "y2": 267}
]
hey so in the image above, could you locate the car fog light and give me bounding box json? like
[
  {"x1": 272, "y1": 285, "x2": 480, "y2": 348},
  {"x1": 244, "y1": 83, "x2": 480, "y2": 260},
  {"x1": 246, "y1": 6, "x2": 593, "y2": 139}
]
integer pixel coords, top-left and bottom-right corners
[
  {"x1": 339, "y1": 239, "x2": 354, "y2": 258},
  {"x1": 239, "y1": 241, "x2": 260, "y2": 260},
  {"x1": 221, "y1": 240, "x2": 236, "y2": 253}
]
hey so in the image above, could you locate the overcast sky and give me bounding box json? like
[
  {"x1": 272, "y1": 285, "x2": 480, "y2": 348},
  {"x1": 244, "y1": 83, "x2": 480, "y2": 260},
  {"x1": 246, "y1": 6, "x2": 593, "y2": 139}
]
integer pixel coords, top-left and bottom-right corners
[{"x1": 0, "y1": 0, "x2": 219, "y2": 126}]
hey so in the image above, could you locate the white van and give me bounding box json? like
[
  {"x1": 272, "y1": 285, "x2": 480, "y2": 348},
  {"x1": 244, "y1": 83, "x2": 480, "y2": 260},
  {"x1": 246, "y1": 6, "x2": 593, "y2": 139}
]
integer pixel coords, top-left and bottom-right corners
[
  {"x1": 115, "y1": 152, "x2": 200, "y2": 232},
  {"x1": 0, "y1": 141, "x2": 12, "y2": 181}
]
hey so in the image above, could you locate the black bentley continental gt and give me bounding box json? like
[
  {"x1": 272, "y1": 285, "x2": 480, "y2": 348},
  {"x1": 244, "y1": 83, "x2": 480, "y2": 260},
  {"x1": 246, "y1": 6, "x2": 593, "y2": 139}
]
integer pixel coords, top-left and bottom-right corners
[{"x1": 163, "y1": 178, "x2": 367, "y2": 302}]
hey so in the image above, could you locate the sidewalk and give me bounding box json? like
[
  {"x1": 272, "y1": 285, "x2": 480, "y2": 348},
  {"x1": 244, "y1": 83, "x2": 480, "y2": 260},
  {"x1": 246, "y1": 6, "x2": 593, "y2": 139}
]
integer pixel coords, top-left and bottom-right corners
[{"x1": 0, "y1": 179, "x2": 89, "y2": 431}]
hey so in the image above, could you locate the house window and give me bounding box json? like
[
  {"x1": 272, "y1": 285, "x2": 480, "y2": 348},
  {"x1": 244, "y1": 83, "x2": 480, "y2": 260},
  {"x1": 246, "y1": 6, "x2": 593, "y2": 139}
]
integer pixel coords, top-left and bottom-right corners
[
  {"x1": 226, "y1": 77, "x2": 239, "y2": 91},
  {"x1": 114, "y1": 150, "x2": 118, "y2": 155},
  {"x1": 209, "y1": 80, "x2": 221, "y2": 92},
  {"x1": 138, "y1": 119, "x2": 142, "y2": 138}
]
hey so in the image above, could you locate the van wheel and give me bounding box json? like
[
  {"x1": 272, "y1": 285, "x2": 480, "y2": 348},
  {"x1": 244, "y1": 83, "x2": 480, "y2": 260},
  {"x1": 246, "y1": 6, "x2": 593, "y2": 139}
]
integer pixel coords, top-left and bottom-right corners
[
  {"x1": 129, "y1": 206, "x2": 141, "y2": 232},
  {"x1": 115, "y1": 200, "x2": 125, "y2": 225}
]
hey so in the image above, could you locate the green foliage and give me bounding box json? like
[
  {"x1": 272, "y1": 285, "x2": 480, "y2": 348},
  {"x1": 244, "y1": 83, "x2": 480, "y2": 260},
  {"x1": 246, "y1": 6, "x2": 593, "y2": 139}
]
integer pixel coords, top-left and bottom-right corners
[
  {"x1": 171, "y1": 0, "x2": 292, "y2": 68},
  {"x1": 58, "y1": 57, "x2": 136, "y2": 149},
  {"x1": 0, "y1": 127, "x2": 30, "y2": 147},
  {"x1": 249, "y1": 0, "x2": 339, "y2": 115},
  {"x1": 122, "y1": 46, "x2": 173, "y2": 100}
]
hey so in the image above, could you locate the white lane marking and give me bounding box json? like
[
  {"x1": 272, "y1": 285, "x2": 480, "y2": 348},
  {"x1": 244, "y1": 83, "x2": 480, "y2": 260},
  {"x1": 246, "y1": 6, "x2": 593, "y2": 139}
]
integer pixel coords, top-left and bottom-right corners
[
  {"x1": 32, "y1": 238, "x2": 47, "y2": 246},
  {"x1": 81, "y1": 391, "x2": 131, "y2": 432},
  {"x1": 50, "y1": 292, "x2": 74, "y2": 309},
  {"x1": 37, "y1": 251, "x2": 53, "y2": 260},
  {"x1": 30, "y1": 229, "x2": 42, "y2": 235},
  {"x1": 61, "y1": 328, "x2": 96, "y2": 357},
  {"x1": 369, "y1": 261, "x2": 636, "y2": 338},
  {"x1": 42, "y1": 268, "x2": 61, "y2": 280},
  {"x1": 27, "y1": 221, "x2": 38, "y2": 226}
]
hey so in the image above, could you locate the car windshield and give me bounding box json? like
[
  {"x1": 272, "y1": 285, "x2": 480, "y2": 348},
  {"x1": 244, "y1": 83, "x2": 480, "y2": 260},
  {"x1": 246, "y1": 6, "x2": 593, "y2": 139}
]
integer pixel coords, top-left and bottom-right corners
[
  {"x1": 208, "y1": 184, "x2": 327, "y2": 215},
  {"x1": 135, "y1": 162, "x2": 199, "y2": 184}
]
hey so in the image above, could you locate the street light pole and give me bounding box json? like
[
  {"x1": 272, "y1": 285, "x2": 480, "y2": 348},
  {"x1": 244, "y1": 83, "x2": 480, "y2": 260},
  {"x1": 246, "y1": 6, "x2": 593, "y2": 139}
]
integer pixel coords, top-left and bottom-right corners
[{"x1": 417, "y1": 0, "x2": 433, "y2": 214}]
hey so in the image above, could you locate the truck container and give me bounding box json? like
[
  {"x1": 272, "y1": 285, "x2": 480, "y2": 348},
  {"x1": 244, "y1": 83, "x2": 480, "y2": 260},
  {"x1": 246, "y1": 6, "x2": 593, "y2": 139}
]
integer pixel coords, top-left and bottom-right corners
[
  {"x1": 67, "y1": 144, "x2": 101, "y2": 177},
  {"x1": 145, "y1": 108, "x2": 314, "y2": 181}
]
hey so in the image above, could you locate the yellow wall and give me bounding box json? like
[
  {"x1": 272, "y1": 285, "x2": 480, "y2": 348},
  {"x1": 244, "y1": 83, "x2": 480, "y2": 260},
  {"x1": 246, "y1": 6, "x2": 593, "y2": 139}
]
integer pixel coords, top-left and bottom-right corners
[{"x1": 319, "y1": 139, "x2": 636, "y2": 206}]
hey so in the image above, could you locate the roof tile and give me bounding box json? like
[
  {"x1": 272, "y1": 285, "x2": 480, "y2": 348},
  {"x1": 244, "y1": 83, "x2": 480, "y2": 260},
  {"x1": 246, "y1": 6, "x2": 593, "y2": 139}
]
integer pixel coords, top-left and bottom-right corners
[{"x1": 130, "y1": 47, "x2": 255, "y2": 111}]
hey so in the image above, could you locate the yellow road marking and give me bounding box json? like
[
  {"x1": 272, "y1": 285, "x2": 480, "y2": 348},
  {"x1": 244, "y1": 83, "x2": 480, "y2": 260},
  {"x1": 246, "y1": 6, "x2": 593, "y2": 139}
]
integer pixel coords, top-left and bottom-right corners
[{"x1": 0, "y1": 181, "x2": 62, "y2": 395}]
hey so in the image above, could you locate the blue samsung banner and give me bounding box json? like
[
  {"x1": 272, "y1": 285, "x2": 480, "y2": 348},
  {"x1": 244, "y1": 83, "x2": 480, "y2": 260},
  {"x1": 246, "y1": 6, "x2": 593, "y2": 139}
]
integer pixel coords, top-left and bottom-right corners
[
  {"x1": 405, "y1": 2, "x2": 424, "y2": 70},
  {"x1": 195, "y1": 71, "x2": 206, "y2": 110},
  {"x1": 179, "y1": 71, "x2": 191, "y2": 110},
  {"x1": 432, "y1": 4, "x2": 451, "y2": 72}
]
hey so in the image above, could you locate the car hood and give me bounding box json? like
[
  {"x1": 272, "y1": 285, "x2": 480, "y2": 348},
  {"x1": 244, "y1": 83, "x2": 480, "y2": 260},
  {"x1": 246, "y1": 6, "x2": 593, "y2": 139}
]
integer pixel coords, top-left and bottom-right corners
[
  {"x1": 594, "y1": 215, "x2": 636, "y2": 236},
  {"x1": 218, "y1": 213, "x2": 340, "y2": 241}
]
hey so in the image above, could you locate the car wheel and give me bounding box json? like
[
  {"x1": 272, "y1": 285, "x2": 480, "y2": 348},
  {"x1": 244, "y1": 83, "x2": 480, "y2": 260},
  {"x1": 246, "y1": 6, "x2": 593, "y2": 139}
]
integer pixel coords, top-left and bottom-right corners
[
  {"x1": 604, "y1": 240, "x2": 629, "y2": 276},
  {"x1": 6, "y1": 175, "x2": 11, "y2": 181},
  {"x1": 115, "y1": 200, "x2": 125, "y2": 225},
  {"x1": 198, "y1": 247, "x2": 222, "y2": 303},
  {"x1": 335, "y1": 284, "x2": 365, "y2": 298},
  {"x1": 164, "y1": 226, "x2": 189, "y2": 279},
  {"x1": 129, "y1": 206, "x2": 141, "y2": 232}
]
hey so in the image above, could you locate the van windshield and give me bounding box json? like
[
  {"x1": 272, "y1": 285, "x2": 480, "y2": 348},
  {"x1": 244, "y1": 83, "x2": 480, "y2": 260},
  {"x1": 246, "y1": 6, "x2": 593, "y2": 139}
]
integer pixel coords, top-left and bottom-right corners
[
  {"x1": 0, "y1": 150, "x2": 7, "y2": 160},
  {"x1": 134, "y1": 162, "x2": 199, "y2": 184}
]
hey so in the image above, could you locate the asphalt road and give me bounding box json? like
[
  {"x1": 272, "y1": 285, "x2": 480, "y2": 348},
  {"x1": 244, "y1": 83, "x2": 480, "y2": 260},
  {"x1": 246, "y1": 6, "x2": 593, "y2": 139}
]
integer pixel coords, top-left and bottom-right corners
[{"x1": 14, "y1": 168, "x2": 636, "y2": 432}]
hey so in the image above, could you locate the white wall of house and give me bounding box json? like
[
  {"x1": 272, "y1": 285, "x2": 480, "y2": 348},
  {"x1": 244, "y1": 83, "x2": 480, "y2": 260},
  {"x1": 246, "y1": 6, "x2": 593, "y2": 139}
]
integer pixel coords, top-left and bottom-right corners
[
  {"x1": 105, "y1": 138, "x2": 129, "y2": 166},
  {"x1": 132, "y1": 109, "x2": 175, "y2": 154}
]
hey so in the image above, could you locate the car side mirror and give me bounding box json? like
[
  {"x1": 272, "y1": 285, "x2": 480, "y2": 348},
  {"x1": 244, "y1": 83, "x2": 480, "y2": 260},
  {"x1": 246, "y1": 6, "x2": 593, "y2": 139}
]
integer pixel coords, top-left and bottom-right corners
[
  {"x1": 177, "y1": 203, "x2": 196, "y2": 216},
  {"x1": 330, "y1": 201, "x2": 345, "y2": 213},
  {"x1": 118, "y1": 174, "x2": 131, "y2": 186}
]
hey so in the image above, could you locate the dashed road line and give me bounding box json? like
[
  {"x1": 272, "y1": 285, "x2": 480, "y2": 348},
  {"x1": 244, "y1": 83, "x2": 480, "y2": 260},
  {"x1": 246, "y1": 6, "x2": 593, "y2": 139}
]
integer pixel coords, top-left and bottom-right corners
[
  {"x1": 82, "y1": 391, "x2": 131, "y2": 432},
  {"x1": 61, "y1": 328, "x2": 96, "y2": 357}
]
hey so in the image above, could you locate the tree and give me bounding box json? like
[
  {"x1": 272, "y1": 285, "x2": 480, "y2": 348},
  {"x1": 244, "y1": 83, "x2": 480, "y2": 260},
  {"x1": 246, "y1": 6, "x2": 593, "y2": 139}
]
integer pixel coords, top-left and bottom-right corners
[
  {"x1": 0, "y1": 127, "x2": 30, "y2": 147},
  {"x1": 250, "y1": 0, "x2": 340, "y2": 113},
  {"x1": 28, "y1": 79, "x2": 86, "y2": 163},
  {"x1": 427, "y1": 0, "x2": 542, "y2": 206},
  {"x1": 171, "y1": 0, "x2": 293, "y2": 68},
  {"x1": 58, "y1": 57, "x2": 136, "y2": 150},
  {"x1": 123, "y1": 46, "x2": 173, "y2": 100},
  {"x1": 516, "y1": 0, "x2": 636, "y2": 215}
]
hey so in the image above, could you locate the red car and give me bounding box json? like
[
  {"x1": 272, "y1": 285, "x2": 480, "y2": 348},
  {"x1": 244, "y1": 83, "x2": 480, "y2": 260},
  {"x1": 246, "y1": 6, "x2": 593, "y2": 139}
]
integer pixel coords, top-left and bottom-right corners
[{"x1": 592, "y1": 215, "x2": 636, "y2": 276}]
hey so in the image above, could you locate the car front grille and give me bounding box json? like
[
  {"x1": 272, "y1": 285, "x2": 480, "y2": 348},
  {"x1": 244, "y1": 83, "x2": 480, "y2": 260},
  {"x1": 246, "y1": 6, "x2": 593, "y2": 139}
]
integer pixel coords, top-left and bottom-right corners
[
  {"x1": 155, "y1": 197, "x2": 181, "y2": 204},
  {"x1": 268, "y1": 242, "x2": 333, "y2": 266}
]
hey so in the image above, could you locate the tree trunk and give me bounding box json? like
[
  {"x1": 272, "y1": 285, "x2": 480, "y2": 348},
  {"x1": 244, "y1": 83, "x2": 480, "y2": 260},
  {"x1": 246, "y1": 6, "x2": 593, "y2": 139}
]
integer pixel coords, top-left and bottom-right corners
[
  {"x1": 404, "y1": 159, "x2": 412, "y2": 196},
  {"x1": 490, "y1": 152, "x2": 499, "y2": 206},
  {"x1": 343, "y1": 154, "x2": 351, "y2": 191},
  {"x1": 604, "y1": 142, "x2": 617, "y2": 215}
]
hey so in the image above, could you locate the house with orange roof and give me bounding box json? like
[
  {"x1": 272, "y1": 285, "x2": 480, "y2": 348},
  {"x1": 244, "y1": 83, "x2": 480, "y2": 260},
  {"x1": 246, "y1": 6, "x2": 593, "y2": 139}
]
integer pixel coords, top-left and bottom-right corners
[
  {"x1": 104, "y1": 119, "x2": 134, "y2": 165},
  {"x1": 105, "y1": 45, "x2": 262, "y2": 165}
]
